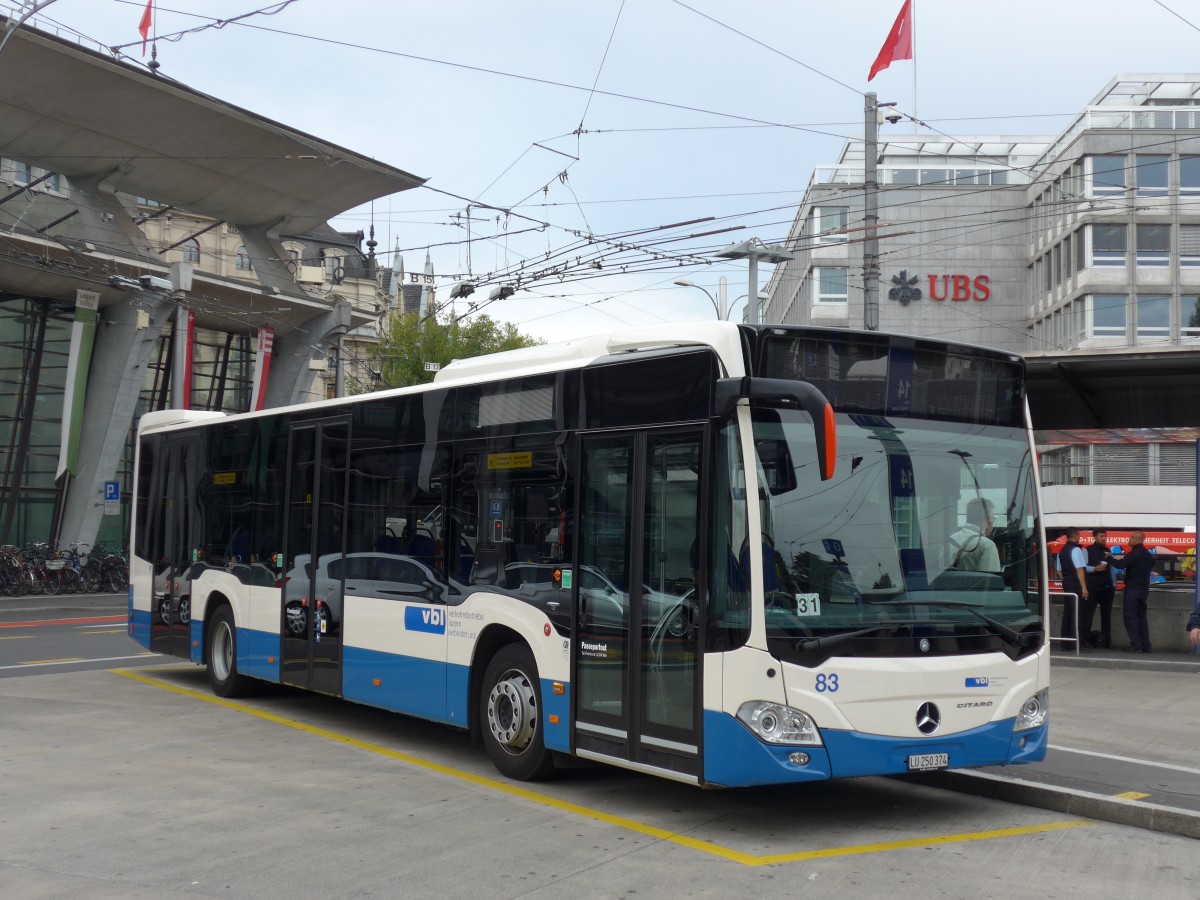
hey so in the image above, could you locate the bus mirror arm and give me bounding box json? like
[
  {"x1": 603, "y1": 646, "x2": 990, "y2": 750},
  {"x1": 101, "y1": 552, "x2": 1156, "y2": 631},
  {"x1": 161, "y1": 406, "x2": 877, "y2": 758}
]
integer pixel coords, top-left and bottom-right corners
[{"x1": 714, "y1": 377, "x2": 837, "y2": 481}]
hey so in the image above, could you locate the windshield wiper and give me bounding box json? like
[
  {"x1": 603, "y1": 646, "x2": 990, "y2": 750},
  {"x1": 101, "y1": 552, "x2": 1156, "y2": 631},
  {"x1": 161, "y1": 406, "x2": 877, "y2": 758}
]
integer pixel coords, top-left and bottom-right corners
[
  {"x1": 793, "y1": 622, "x2": 936, "y2": 652},
  {"x1": 886, "y1": 600, "x2": 1029, "y2": 648}
]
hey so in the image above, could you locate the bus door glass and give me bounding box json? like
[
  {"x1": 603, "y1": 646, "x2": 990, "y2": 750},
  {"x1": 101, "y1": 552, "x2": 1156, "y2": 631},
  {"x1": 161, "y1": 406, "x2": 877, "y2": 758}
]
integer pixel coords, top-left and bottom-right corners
[
  {"x1": 151, "y1": 435, "x2": 201, "y2": 659},
  {"x1": 575, "y1": 427, "x2": 702, "y2": 779},
  {"x1": 281, "y1": 418, "x2": 349, "y2": 695}
]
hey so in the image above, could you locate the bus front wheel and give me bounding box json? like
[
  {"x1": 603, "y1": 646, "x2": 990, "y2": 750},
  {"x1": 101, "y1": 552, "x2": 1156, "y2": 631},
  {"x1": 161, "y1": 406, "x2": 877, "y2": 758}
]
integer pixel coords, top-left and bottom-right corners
[
  {"x1": 480, "y1": 644, "x2": 555, "y2": 781},
  {"x1": 206, "y1": 605, "x2": 255, "y2": 698}
]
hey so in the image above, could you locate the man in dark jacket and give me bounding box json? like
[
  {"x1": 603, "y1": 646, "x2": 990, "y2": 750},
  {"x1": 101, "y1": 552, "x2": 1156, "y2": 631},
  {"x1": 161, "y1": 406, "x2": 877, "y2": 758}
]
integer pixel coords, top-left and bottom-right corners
[
  {"x1": 1057, "y1": 528, "x2": 1089, "y2": 648},
  {"x1": 1085, "y1": 528, "x2": 1115, "y2": 649},
  {"x1": 1187, "y1": 606, "x2": 1200, "y2": 649},
  {"x1": 1120, "y1": 531, "x2": 1155, "y2": 652}
]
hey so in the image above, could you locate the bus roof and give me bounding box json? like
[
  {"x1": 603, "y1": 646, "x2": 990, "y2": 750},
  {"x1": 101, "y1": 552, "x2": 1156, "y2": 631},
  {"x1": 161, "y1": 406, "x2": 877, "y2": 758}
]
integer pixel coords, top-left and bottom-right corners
[{"x1": 434, "y1": 320, "x2": 748, "y2": 385}]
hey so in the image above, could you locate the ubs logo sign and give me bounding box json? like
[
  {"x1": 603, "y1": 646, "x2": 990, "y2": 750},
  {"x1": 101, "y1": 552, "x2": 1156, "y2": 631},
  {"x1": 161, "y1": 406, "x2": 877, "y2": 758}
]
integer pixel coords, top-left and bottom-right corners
[
  {"x1": 888, "y1": 270, "x2": 922, "y2": 306},
  {"x1": 888, "y1": 272, "x2": 992, "y2": 304}
]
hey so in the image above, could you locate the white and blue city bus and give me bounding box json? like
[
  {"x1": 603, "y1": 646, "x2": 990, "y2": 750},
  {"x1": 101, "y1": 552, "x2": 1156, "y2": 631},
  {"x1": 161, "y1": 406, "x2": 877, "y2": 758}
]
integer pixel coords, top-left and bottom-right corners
[{"x1": 129, "y1": 321, "x2": 1049, "y2": 786}]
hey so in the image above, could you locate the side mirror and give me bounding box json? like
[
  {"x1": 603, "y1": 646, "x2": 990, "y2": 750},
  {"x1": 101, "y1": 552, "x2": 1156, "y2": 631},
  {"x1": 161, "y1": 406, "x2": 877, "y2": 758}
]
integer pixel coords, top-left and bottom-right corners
[{"x1": 715, "y1": 377, "x2": 837, "y2": 481}]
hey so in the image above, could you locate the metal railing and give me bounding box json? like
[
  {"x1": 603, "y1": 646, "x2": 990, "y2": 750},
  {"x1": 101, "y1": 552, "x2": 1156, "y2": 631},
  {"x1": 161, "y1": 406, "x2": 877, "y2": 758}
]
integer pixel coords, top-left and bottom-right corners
[{"x1": 1049, "y1": 590, "x2": 1081, "y2": 655}]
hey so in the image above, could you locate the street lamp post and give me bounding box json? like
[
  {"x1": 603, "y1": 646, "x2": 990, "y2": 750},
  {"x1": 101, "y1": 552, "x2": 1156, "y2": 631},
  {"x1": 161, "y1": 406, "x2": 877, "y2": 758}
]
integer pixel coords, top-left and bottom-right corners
[
  {"x1": 714, "y1": 239, "x2": 794, "y2": 325},
  {"x1": 673, "y1": 279, "x2": 724, "y2": 319},
  {"x1": 729, "y1": 292, "x2": 771, "y2": 323}
]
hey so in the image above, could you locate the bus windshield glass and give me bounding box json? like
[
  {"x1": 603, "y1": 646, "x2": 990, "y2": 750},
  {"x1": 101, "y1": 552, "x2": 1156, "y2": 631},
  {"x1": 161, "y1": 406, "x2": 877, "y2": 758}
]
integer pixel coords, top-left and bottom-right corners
[{"x1": 752, "y1": 409, "x2": 1043, "y2": 665}]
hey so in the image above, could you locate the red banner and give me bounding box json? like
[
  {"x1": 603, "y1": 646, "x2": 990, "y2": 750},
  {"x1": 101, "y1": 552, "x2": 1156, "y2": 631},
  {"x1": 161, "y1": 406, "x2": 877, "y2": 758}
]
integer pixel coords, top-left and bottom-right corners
[{"x1": 1049, "y1": 531, "x2": 1195, "y2": 553}]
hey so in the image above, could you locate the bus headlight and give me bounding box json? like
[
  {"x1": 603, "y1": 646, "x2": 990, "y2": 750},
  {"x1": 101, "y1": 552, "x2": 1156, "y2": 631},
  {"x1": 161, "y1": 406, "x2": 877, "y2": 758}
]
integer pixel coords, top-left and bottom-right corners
[
  {"x1": 1014, "y1": 688, "x2": 1049, "y2": 732},
  {"x1": 736, "y1": 701, "x2": 823, "y2": 746}
]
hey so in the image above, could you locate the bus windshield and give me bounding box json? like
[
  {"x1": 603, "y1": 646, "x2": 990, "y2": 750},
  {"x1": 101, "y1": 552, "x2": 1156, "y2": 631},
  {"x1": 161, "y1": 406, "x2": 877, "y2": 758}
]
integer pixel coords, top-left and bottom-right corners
[{"x1": 751, "y1": 408, "x2": 1043, "y2": 665}]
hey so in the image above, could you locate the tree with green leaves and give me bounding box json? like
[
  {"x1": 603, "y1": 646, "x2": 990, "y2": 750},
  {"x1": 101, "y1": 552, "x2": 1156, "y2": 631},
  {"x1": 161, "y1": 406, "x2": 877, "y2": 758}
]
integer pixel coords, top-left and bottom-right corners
[{"x1": 373, "y1": 307, "x2": 542, "y2": 389}]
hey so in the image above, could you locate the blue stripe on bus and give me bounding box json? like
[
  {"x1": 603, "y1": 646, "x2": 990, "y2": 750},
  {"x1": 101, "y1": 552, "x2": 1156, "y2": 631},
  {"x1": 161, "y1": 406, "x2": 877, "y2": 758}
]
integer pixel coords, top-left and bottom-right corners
[
  {"x1": 541, "y1": 678, "x2": 570, "y2": 753},
  {"x1": 342, "y1": 646, "x2": 458, "y2": 724},
  {"x1": 130, "y1": 616, "x2": 575, "y2": 750},
  {"x1": 237, "y1": 627, "x2": 280, "y2": 681},
  {"x1": 822, "y1": 718, "x2": 1048, "y2": 777},
  {"x1": 702, "y1": 709, "x2": 1048, "y2": 787}
]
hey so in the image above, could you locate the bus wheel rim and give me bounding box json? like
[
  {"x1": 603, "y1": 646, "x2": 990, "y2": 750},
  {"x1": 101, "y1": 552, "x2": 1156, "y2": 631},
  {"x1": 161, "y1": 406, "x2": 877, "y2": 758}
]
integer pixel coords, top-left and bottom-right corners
[{"x1": 487, "y1": 668, "x2": 536, "y2": 754}]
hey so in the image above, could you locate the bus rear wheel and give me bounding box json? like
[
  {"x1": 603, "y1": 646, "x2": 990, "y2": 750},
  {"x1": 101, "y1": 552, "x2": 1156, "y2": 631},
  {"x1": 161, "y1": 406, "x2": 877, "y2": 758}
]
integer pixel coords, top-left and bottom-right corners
[
  {"x1": 206, "y1": 605, "x2": 256, "y2": 698},
  {"x1": 480, "y1": 644, "x2": 554, "y2": 781}
]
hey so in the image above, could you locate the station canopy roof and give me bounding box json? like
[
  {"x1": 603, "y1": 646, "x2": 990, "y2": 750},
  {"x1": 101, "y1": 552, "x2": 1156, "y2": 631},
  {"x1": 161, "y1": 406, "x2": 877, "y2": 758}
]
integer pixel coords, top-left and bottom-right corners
[
  {"x1": 1025, "y1": 349, "x2": 1200, "y2": 432},
  {"x1": 0, "y1": 17, "x2": 425, "y2": 235}
]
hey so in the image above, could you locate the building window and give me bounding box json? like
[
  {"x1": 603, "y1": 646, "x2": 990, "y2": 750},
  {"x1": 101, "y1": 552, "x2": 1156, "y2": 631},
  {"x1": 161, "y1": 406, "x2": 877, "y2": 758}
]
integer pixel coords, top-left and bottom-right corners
[
  {"x1": 13, "y1": 161, "x2": 33, "y2": 184},
  {"x1": 1091, "y1": 223, "x2": 1126, "y2": 266},
  {"x1": 1073, "y1": 298, "x2": 1087, "y2": 346},
  {"x1": 236, "y1": 246, "x2": 252, "y2": 271},
  {"x1": 1135, "y1": 294, "x2": 1170, "y2": 342},
  {"x1": 1181, "y1": 225, "x2": 1200, "y2": 266},
  {"x1": 814, "y1": 267, "x2": 848, "y2": 304},
  {"x1": 1135, "y1": 224, "x2": 1169, "y2": 267},
  {"x1": 1181, "y1": 156, "x2": 1200, "y2": 195},
  {"x1": 181, "y1": 239, "x2": 200, "y2": 264},
  {"x1": 1088, "y1": 155, "x2": 1126, "y2": 196},
  {"x1": 811, "y1": 207, "x2": 848, "y2": 243},
  {"x1": 1075, "y1": 228, "x2": 1086, "y2": 271},
  {"x1": 1182, "y1": 295, "x2": 1200, "y2": 339},
  {"x1": 1089, "y1": 294, "x2": 1126, "y2": 339},
  {"x1": 1063, "y1": 233, "x2": 1073, "y2": 279},
  {"x1": 1135, "y1": 155, "x2": 1169, "y2": 197}
]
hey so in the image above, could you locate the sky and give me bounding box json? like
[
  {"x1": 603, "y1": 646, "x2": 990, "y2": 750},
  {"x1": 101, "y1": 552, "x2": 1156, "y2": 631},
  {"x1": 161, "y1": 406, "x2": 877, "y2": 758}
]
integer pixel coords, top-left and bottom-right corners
[{"x1": 9, "y1": 0, "x2": 1200, "y2": 341}]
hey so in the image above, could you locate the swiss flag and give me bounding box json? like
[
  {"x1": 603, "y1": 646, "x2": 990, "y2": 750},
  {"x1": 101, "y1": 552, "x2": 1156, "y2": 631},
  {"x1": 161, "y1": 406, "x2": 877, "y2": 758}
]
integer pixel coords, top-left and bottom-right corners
[
  {"x1": 868, "y1": 0, "x2": 913, "y2": 81},
  {"x1": 138, "y1": 1, "x2": 153, "y2": 56}
]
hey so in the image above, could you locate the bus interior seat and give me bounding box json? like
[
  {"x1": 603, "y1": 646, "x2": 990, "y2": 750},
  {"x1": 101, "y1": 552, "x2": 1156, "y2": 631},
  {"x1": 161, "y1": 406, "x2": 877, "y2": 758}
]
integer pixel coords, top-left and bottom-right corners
[{"x1": 470, "y1": 542, "x2": 515, "y2": 588}]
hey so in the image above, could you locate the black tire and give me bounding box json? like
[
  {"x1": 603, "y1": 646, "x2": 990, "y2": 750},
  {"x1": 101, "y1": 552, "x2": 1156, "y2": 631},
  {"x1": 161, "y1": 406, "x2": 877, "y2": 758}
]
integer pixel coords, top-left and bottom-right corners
[
  {"x1": 284, "y1": 601, "x2": 308, "y2": 637},
  {"x1": 479, "y1": 644, "x2": 555, "y2": 781},
  {"x1": 106, "y1": 565, "x2": 128, "y2": 593},
  {"x1": 43, "y1": 568, "x2": 62, "y2": 595},
  {"x1": 82, "y1": 565, "x2": 102, "y2": 593},
  {"x1": 206, "y1": 605, "x2": 256, "y2": 698}
]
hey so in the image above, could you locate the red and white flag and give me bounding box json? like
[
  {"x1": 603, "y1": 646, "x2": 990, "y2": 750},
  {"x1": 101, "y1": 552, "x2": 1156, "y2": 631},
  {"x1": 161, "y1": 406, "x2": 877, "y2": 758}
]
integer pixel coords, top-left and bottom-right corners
[
  {"x1": 138, "y1": 0, "x2": 153, "y2": 56},
  {"x1": 868, "y1": 0, "x2": 913, "y2": 81}
]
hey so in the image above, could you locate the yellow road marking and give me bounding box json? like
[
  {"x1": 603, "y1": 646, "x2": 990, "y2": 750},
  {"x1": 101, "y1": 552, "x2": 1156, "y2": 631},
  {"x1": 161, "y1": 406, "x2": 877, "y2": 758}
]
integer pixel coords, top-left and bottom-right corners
[
  {"x1": 84, "y1": 629, "x2": 127, "y2": 635},
  {"x1": 23, "y1": 657, "x2": 82, "y2": 664},
  {"x1": 1114, "y1": 791, "x2": 1151, "y2": 801},
  {"x1": 112, "y1": 668, "x2": 1092, "y2": 866},
  {"x1": 0, "y1": 635, "x2": 34, "y2": 640}
]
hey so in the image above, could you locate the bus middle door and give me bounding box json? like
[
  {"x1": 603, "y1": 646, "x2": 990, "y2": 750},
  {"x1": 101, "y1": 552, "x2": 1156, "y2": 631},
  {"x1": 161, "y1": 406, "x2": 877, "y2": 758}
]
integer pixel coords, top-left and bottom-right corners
[{"x1": 281, "y1": 417, "x2": 349, "y2": 696}]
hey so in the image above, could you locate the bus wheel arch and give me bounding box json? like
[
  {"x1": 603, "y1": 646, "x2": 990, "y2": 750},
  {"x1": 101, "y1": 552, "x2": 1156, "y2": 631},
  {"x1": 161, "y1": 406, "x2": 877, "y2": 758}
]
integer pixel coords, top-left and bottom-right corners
[{"x1": 473, "y1": 630, "x2": 555, "y2": 781}]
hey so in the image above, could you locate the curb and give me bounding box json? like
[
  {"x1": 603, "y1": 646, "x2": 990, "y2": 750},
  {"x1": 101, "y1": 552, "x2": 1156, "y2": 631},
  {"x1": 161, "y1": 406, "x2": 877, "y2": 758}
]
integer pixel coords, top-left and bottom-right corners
[
  {"x1": 907, "y1": 769, "x2": 1200, "y2": 840},
  {"x1": 1050, "y1": 653, "x2": 1200, "y2": 674}
]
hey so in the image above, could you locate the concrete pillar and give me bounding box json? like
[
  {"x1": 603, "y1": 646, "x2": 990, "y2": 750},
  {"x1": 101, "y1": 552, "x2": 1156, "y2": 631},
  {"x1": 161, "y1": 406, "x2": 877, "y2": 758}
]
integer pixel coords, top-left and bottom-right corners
[
  {"x1": 263, "y1": 300, "x2": 352, "y2": 408},
  {"x1": 58, "y1": 292, "x2": 174, "y2": 549}
]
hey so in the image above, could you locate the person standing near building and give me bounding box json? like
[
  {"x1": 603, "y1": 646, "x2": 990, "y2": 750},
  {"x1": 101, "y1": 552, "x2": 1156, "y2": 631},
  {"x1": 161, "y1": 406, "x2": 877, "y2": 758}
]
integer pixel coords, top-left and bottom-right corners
[
  {"x1": 1084, "y1": 528, "x2": 1115, "y2": 649},
  {"x1": 1057, "y1": 527, "x2": 1090, "y2": 650},
  {"x1": 1187, "y1": 606, "x2": 1200, "y2": 648},
  {"x1": 1120, "y1": 531, "x2": 1155, "y2": 653}
]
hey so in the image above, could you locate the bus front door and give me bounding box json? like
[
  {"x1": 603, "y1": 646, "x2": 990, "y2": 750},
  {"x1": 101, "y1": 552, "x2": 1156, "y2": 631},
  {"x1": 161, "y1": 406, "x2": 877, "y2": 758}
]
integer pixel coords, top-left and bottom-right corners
[
  {"x1": 149, "y1": 435, "x2": 200, "y2": 660},
  {"x1": 281, "y1": 418, "x2": 349, "y2": 696},
  {"x1": 575, "y1": 428, "x2": 703, "y2": 781}
]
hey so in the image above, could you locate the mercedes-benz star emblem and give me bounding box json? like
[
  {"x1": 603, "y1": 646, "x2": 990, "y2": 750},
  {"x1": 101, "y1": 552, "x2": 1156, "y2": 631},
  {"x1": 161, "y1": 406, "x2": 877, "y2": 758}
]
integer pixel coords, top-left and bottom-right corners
[{"x1": 916, "y1": 702, "x2": 941, "y2": 735}]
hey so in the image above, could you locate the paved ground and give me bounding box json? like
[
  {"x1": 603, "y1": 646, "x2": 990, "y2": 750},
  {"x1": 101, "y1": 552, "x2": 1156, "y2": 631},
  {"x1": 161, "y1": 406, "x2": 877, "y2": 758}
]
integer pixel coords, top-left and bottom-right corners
[{"x1": 1, "y1": 592, "x2": 1197, "y2": 898}]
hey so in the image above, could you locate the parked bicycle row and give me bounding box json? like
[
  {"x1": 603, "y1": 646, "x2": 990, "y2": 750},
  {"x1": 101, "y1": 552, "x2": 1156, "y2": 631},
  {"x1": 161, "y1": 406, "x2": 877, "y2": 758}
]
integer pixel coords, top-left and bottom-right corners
[{"x1": 0, "y1": 543, "x2": 128, "y2": 596}]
